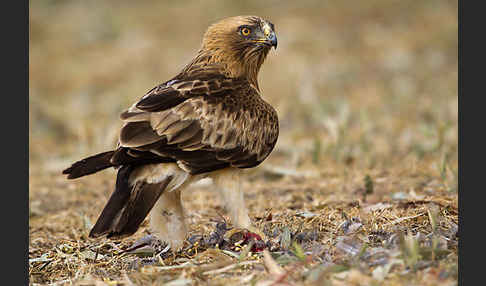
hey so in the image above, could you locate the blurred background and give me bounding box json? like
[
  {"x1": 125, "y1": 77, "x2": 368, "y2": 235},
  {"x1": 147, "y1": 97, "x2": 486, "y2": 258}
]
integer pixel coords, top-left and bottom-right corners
[
  {"x1": 30, "y1": 0, "x2": 457, "y2": 187},
  {"x1": 29, "y1": 1, "x2": 458, "y2": 283}
]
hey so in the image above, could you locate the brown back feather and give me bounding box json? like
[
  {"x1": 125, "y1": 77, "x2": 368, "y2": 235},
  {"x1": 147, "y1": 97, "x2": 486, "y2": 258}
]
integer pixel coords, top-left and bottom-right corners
[{"x1": 119, "y1": 80, "x2": 278, "y2": 174}]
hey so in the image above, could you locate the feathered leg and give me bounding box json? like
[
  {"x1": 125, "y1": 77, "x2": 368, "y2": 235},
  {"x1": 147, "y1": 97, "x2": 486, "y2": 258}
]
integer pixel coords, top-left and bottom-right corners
[
  {"x1": 125, "y1": 188, "x2": 188, "y2": 259},
  {"x1": 149, "y1": 188, "x2": 187, "y2": 250},
  {"x1": 211, "y1": 168, "x2": 251, "y2": 229},
  {"x1": 124, "y1": 163, "x2": 192, "y2": 255}
]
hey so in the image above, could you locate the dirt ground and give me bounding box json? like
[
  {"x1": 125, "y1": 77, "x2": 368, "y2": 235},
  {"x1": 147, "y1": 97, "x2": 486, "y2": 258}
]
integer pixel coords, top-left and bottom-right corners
[{"x1": 30, "y1": 1, "x2": 458, "y2": 285}]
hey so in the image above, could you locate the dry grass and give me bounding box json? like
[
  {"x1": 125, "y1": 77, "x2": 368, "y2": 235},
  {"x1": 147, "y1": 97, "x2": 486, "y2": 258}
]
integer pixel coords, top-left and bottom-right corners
[{"x1": 30, "y1": 1, "x2": 458, "y2": 285}]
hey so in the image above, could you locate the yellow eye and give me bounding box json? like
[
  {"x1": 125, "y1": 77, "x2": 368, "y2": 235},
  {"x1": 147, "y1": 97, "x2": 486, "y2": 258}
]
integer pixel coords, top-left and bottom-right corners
[{"x1": 241, "y1": 27, "x2": 251, "y2": 36}]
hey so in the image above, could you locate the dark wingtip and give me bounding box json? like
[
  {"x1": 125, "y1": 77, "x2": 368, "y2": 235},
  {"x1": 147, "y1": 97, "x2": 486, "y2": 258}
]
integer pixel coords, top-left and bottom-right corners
[
  {"x1": 89, "y1": 229, "x2": 109, "y2": 239},
  {"x1": 88, "y1": 230, "x2": 132, "y2": 241},
  {"x1": 106, "y1": 231, "x2": 133, "y2": 240},
  {"x1": 88, "y1": 230, "x2": 98, "y2": 238}
]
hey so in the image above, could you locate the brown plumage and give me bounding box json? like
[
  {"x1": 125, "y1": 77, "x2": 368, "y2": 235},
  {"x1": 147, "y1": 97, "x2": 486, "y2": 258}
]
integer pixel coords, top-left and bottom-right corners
[{"x1": 63, "y1": 16, "x2": 278, "y2": 247}]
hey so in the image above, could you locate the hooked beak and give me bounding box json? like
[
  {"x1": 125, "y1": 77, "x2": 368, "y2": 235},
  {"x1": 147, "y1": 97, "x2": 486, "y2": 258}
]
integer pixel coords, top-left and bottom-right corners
[
  {"x1": 268, "y1": 31, "x2": 277, "y2": 49},
  {"x1": 255, "y1": 25, "x2": 277, "y2": 49}
]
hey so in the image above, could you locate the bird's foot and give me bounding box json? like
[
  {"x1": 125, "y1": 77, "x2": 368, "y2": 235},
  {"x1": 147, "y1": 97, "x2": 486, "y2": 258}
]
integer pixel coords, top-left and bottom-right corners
[
  {"x1": 125, "y1": 235, "x2": 173, "y2": 269},
  {"x1": 124, "y1": 234, "x2": 172, "y2": 258}
]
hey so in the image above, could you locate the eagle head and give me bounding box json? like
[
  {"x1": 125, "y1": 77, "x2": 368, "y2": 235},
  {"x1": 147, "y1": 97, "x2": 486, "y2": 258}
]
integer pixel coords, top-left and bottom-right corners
[{"x1": 200, "y1": 16, "x2": 277, "y2": 89}]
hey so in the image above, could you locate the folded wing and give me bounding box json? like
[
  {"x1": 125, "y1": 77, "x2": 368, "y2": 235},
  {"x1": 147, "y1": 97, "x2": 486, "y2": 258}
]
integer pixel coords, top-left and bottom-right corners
[{"x1": 118, "y1": 69, "x2": 279, "y2": 175}]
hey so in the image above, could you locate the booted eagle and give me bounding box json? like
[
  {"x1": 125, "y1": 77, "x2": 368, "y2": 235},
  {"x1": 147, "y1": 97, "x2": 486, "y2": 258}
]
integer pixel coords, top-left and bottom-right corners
[{"x1": 63, "y1": 16, "x2": 278, "y2": 250}]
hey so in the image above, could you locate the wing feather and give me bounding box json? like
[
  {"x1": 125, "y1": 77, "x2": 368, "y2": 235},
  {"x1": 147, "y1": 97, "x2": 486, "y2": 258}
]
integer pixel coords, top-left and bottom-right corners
[
  {"x1": 136, "y1": 87, "x2": 184, "y2": 112},
  {"x1": 119, "y1": 121, "x2": 160, "y2": 148},
  {"x1": 118, "y1": 70, "x2": 278, "y2": 174}
]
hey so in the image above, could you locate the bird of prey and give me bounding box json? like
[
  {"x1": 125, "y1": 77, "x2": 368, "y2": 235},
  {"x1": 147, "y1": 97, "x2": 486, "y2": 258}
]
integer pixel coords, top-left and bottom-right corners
[{"x1": 63, "y1": 15, "x2": 279, "y2": 251}]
